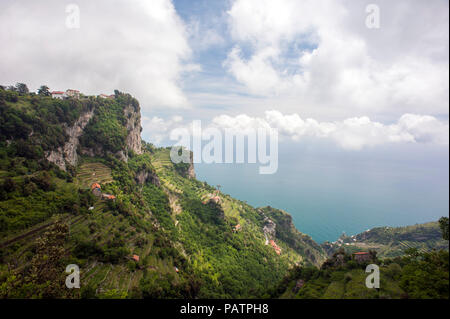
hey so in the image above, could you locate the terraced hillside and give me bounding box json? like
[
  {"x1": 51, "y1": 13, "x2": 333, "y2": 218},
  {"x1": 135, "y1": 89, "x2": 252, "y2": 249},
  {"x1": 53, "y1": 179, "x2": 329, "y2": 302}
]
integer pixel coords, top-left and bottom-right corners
[
  {"x1": 321, "y1": 222, "x2": 449, "y2": 258},
  {"x1": 76, "y1": 162, "x2": 113, "y2": 189},
  {"x1": 0, "y1": 85, "x2": 328, "y2": 298},
  {"x1": 1, "y1": 88, "x2": 447, "y2": 299},
  {"x1": 150, "y1": 148, "x2": 327, "y2": 271}
]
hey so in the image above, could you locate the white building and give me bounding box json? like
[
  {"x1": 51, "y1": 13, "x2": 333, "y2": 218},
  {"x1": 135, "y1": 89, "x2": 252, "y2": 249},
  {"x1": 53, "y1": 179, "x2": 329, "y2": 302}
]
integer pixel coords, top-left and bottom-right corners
[
  {"x1": 98, "y1": 94, "x2": 114, "y2": 99},
  {"x1": 51, "y1": 89, "x2": 81, "y2": 99},
  {"x1": 51, "y1": 91, "x2": 65, "y2": 99},
  {"x1": 65, "y1": 89, "x2": 80, "y2": 98}
]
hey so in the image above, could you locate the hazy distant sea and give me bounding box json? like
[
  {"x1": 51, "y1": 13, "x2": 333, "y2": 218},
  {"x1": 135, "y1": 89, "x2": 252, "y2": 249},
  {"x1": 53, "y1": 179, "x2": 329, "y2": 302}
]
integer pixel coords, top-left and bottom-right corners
[{"x1": 195, "y1": 141, "x2": 449, "y2": 243}]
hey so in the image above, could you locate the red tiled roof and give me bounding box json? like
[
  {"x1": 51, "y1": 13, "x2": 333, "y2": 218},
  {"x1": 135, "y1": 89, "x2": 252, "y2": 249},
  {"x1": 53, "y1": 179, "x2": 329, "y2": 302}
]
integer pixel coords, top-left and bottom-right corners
[
  {"x1": 91, "y1": 183, "x2": 101, "y2": 190},
  {"x1": 353, "y1": 252, "x2": 369, "y2": 255},
  {"x1": 52, "y1": 91, "x2": 64, "y2": 94}
]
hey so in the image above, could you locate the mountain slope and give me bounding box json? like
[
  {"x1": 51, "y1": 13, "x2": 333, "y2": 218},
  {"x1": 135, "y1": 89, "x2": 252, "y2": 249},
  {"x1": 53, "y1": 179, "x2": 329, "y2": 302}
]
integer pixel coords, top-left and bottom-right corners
[
  {"x1": 272, "y1": 247, "x2": 449, "y2": 299},
  {"x1": 149, "y1": 148, "x2": 327, "y2": 297},
  {"x1": 321, "y1": 222, "x2": 449, "y2": 258},
  {"x1": 0, "y1": 88, "x2": 326, "y2": 298}
]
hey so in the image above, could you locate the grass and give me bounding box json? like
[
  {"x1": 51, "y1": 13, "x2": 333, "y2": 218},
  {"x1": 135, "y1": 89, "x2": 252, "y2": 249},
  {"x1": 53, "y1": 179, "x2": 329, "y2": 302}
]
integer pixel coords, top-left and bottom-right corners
[{"x1": 76, "y1": 162, "x2": 113, "y2": 189}]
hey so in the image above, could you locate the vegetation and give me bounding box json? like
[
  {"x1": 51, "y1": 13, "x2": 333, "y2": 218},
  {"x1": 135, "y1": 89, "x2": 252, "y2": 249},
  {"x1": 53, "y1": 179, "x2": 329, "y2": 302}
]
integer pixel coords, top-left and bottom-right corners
[
  {"x1": 272, "y1": 249, "x2": 448, "y2": 299},
  {"x1": 273, "y1": 220, "x2": 449, "y2": 299},
  {"x1": 322, "y1": 222, "x2": 449, "y2": 258},
  {"x1": 0, "y1": 86, "x2": 447, "y2": 299},
  {"x1": 439, "y1": 217, "x2": 449, "y2": 241}
]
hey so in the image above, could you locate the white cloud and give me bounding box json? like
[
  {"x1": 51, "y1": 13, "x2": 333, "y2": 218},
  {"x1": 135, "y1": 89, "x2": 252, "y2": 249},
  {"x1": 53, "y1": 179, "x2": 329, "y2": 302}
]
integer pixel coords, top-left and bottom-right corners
[
  {"x1": 145, "y1": 110, "x2": 449, "y2": 150},
  {"x1": 225, "y1": 0, "x2": 449, "y2": 118},
  {"x1": 187, "y1": 19, "x2": 226, "y2": 51},
  {"x1": 142, "y1": 115, "x2": 184, "y2": 145},
  {"x1": 0, "y1": 0, "x2": 193, "y2": 110},
  {"x1": 211, "y1": 111, "x2": 449, "y2": 150}
]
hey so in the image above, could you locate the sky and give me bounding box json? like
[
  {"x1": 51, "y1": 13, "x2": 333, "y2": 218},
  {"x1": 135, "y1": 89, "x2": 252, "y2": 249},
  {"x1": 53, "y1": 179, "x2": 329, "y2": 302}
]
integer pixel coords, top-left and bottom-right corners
[
  {"x1": 1, "y1": 0, "x2": 448, "y2": 240},
  {"x1": 0, "y1": 0, "x2": 448, "y2": 153}
]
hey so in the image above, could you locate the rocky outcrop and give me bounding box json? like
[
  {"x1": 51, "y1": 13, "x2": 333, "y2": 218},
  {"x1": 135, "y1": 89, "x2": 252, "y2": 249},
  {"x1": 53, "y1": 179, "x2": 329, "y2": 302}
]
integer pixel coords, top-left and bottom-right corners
[
  {"x1": 46, "y1": 109, "x2": 95, "y2": 171},
  {"x1": 135, "y1": 169, "x2": 160, "y2": 187},
  {"x1": 51, "y1": 103, "x2": 143, "y2": 169},
  {"x1": 259, "y1": 206, "x2": 327, "y2": 267},
  {"x1": 187, "y1": 151, "x2": 195, "y2": 179},
  {"x1": 263, "y1": 217, "x2": 277, "y2": 240},
  {"x1": 124, "y1": 104, "x2": 142, "y2": 155}
]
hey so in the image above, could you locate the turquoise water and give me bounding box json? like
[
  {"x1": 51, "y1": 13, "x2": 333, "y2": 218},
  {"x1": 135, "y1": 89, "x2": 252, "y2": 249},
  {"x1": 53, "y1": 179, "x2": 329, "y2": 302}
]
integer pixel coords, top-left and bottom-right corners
[{"x1": 195, "y1": 142, "x2": 449, "y2": 243}]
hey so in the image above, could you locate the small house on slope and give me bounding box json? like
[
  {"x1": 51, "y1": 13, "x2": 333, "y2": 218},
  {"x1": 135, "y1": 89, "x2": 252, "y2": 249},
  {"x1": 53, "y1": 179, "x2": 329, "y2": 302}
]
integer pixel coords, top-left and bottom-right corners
[
  {"x1": 210, "y1": 195, "x2": 221, "y2": 204},
  {"x1": 91, "y1": 183, "x2": 102, "y2": 197},
  {"x1": 102, "y1": 194, "x2": 116, "y2": 200},
  {"x1": 269, "y1": 240, "x2": 282, "y2": 255}
]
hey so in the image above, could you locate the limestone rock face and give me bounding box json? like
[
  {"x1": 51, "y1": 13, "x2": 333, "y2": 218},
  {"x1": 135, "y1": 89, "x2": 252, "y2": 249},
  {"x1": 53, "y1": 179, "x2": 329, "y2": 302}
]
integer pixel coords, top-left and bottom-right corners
[
  {"x1": 263, "y1": 218, "x2": 277, "y2": 240},
  {"x1": 135, "y1": 169, "x2": 161, "y2": 187},
  {"x1": 46, "y1": 100, "x2": 144, "y2": 171},
  {"x1": 46, "y1": 109, "x2": 95, "y2": 171},
  {"x1": 187, "y1": 152, "x2": 196, "y2": 179},
  {"x1": 124, "y1": 104, "x2": 142, "y2": 155}
]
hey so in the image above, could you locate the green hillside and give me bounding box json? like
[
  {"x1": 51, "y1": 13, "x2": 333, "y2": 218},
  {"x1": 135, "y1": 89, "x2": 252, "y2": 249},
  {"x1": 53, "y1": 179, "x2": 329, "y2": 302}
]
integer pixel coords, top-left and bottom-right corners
[
  {"x1": 0, "y1": 87, "x2": 327, "y2": 298},
  {"x1": 0, "y1": 87, "x2": 447, "y2": 299},
  {"x1": 272, "y1": 248, "x2": 449, "y2": 299},
  {"x1": 322, "y1": 222, "x2": 449, "y2": 258}
]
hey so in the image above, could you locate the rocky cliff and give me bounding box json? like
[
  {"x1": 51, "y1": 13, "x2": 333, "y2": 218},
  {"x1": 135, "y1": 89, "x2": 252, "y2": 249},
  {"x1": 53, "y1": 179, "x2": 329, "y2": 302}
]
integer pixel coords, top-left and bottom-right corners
[
  {"x1": 0, "y1": 87, "x2": 332, "y2": 299},
  {"x1": 46, "y1": 95, "x2": 143, "y2": 170},
  {"x1": 259, "y1": 206, "x2": 327, "y2": 266},
  {"x1": 124, "y1": 103, "x2": 142, "y2": 155},
  {"x1": 187, "y1": 151, "x2": 196, "y2": 179},
  {"x1": 46, "y1": 109, "x2": 95, "y2": 171}
]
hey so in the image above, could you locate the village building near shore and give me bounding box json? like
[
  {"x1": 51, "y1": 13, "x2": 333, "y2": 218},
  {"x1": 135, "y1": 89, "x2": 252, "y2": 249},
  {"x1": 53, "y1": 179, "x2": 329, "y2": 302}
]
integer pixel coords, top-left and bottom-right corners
[
  {"x1": 210, "y1": 195, "x2": 221, "y2": 204},
  {"x1": 269, "y1": 239, "x2": 282, "y2": 255}
]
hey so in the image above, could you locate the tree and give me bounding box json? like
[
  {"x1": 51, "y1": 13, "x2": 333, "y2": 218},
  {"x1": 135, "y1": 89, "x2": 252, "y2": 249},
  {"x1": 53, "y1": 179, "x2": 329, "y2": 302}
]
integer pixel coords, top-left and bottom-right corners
[
  {"x1": 439, "y1": 216, "x2": 449, "y2": 240},
  {"x1": 15, "y1": 83, "x2": 29, "y2": 94},
  {"x1": 368, "y1": 249, "x2": 377, "y2": 261},
  {"x1": 1, "y1": 222, "x2": 74, "y2": 298},
  {"x1": 404, "y1": 247, "x2": 419, "y2": 259},
  {"x1": 38, "y1": 85, "x2": 50, "y2": 96}
]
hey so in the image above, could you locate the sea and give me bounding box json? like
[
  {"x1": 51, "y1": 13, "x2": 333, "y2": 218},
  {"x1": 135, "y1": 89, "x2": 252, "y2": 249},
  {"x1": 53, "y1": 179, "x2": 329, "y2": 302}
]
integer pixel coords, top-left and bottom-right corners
[{"x1": 195, "y1": 141, "x2": 449, "y2": 243}]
